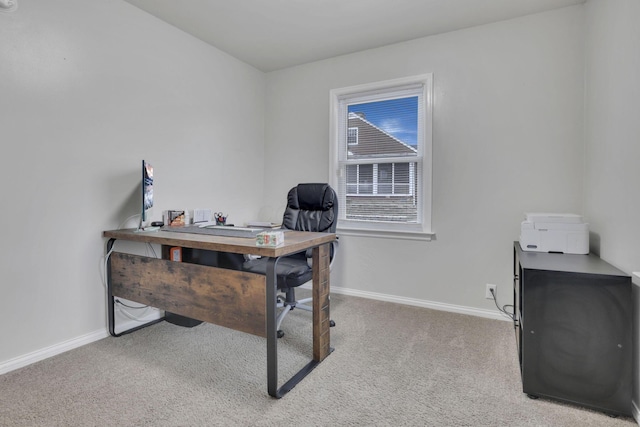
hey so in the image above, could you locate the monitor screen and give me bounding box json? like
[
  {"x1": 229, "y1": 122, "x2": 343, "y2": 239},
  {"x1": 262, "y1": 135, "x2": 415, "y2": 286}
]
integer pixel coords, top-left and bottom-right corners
[{"x1": 142, "y1": 160, "x2": 153, "y2": 223}]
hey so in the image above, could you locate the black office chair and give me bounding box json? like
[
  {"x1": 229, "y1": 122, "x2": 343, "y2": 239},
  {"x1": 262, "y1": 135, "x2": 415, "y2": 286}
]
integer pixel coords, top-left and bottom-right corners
[{"x1": 243, "y1": 183, "x2": 339, "y2": 338}]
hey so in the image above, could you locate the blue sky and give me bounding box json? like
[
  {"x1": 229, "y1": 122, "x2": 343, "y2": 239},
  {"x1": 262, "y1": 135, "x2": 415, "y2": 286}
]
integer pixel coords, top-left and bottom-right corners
[{"x1": 348, "y1": 96, "x2": 418, "y2": 146}]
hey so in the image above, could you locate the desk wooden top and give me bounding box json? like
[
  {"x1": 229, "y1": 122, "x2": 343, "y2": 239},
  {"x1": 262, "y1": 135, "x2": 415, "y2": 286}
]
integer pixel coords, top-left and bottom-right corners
[{"x1": 104, "y1": 228, "x2": 336, "y2": 257}]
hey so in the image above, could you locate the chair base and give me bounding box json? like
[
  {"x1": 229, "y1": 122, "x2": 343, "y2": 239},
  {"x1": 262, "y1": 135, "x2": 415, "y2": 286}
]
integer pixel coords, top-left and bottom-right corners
[
  {"x1": 165, "y1": 312, "x2": 203, "y2": 327},
  {"x1": 276, "y1": 293, "x2": 335, "y2": 338}
]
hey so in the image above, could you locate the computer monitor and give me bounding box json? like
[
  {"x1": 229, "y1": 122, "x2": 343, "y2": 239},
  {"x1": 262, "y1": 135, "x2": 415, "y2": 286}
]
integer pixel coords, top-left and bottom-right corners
[{"x1": 137, "y1": 160, "x2": 154, "y2": 231}]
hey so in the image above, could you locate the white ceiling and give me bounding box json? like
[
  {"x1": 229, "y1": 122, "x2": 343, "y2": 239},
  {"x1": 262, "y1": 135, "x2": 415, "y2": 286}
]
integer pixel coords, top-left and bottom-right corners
[{"x1": 124, "y1": 0, "x2": 585, "y2": 72}]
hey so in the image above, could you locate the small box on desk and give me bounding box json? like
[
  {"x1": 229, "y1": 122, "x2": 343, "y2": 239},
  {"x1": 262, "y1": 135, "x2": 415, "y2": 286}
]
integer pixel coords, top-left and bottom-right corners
[{"x1": 256, "y1": 231, "x2": 284, "y2": 247}]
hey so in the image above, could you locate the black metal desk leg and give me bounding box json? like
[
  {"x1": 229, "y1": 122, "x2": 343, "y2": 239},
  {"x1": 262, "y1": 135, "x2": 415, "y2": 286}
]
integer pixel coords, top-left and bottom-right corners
[
  {"x1": 266, "y1": 253, "x2": 329, "y2": 398},
  {"x1": 107, "y1": 238, "x2": 117, "y2": 337}
]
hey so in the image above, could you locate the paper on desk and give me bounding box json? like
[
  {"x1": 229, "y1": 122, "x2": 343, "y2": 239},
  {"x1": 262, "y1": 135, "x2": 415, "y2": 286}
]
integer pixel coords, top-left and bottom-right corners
[
  {"x1": 193, "y1": 209, "x2": 212, "y2": 223},
  {"x1": 247, "y1": 221, "x2": 281, "y2": 228}
]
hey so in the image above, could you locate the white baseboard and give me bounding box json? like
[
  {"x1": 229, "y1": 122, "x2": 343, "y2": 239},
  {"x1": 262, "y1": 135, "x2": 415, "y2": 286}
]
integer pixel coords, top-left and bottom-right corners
[
  {"x1": 299, "y1": 284, "x2": 512, "y2": 322},
  {"x1": 0, "y1": 316, "x2": 163, "y2": 376},
  {"x1": 0, "y1": 329, "x2": 109, "y2": 375}
]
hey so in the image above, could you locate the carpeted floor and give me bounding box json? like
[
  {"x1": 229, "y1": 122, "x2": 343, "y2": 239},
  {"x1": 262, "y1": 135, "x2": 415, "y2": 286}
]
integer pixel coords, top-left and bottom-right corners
[{"x1": 0, "y1": 292, "x2": 636, "y2": 426}]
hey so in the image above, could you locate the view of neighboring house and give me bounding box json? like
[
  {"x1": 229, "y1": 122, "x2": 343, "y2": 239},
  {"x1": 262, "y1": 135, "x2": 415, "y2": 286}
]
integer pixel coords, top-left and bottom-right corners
[{"x1": 345, "y1": 112, "x2": 419, "y2": 223}]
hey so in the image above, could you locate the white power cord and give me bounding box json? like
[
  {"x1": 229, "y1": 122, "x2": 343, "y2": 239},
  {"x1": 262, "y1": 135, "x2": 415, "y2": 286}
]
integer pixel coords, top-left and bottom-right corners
[{"x1": 100, "y1": 229, "x2": 160, "y2": 321}]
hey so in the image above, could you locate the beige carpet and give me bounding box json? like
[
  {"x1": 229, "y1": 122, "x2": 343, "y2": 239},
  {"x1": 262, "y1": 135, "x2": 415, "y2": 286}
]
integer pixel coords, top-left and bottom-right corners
[{"x1": 0, "y1": 292, "x2": 636, "y2": 426}]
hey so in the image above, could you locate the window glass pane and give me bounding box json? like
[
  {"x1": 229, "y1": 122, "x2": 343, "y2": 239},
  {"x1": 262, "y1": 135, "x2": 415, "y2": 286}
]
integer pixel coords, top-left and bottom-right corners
[
  {"x1": 347, "y1": 97, "x2": 418, "y2": 160},
  {"x1": 345, "y1": 98, "x2": 417, "y2": 211},
  {"x1": 394, "y1": 163, "x2": 410, "y2": 183},
  {"x1": 394, "y1": 162, "x2": 412, "y2": 195},
  {"x1": 378, "y1": 163, "x2": 392, "y2": 194},
  {"x1": 359, "y1": 164, "x2": 373, "y2": 194},
  {"x1": 346, "y1": 165, "x2": 357, "y2": 194}
]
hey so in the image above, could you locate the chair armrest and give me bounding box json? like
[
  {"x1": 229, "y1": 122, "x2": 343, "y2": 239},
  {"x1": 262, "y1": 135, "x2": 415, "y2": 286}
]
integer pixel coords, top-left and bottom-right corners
[{"x1": 306, "y1": 237, "x2": 339, "y2": 268}]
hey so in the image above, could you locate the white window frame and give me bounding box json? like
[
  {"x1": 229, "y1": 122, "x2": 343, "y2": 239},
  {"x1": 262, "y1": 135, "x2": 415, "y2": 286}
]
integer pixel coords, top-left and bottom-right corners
[{"x1": 329, "y1": 73, "x2": 434, "y2": 241}]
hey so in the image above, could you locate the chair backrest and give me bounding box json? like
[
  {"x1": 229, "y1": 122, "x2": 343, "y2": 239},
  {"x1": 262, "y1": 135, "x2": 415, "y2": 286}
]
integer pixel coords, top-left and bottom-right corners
[{"x1": 281, "y1": 183, "x2": 338, "y2": 233}]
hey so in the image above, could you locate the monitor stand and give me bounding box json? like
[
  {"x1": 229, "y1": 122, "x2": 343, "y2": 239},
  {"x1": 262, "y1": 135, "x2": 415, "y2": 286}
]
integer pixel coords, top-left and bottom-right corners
[
  {"x1": 135, "y1": 216, "x2": 160, "y2": 233},
  {"x1": 134, "y1": 226, "x2": 160, "y2": 233}
]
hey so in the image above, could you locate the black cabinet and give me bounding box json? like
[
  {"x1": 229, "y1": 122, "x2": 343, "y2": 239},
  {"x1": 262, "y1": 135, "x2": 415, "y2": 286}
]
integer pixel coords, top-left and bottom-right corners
[{"x1": 513, "y1": 242, "x2": 632, "y2": 416}]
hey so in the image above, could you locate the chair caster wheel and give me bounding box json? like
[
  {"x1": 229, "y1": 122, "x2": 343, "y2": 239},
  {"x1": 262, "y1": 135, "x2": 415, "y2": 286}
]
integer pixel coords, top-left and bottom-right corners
[
  {"x1": 330, "y1": 320, "x2": 336, "y2": 327},
  {"x1": 277, "y1": 330, "x2": 285, "y2": 338},
  {"x1": 526, "y1": 394, "x2": 539, "y2": 400}
]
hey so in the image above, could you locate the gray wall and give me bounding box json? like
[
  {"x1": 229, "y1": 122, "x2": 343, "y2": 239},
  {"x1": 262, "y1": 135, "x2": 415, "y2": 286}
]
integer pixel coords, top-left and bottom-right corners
[
  {"x1": 264, "y1": 6, "x2": 585, "y2": 316},
  {"x1": 584, "y1": 0, "x2": 640, "y2": 418},
  {"x1": 0, "y1": 0, "x2": 265, "y2": 366}
]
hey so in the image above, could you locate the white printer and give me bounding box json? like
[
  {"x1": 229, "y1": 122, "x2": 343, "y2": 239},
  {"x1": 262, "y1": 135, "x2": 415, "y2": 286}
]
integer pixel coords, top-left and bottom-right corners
[{"x1": 519, "y1": 213, "x2": 589, "y2": 254}]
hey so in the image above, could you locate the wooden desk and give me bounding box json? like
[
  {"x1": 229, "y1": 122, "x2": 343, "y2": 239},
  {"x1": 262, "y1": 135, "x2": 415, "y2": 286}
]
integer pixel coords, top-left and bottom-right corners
[{"x1": 103, "y1": 228, "x2": 335, "y2": 398}]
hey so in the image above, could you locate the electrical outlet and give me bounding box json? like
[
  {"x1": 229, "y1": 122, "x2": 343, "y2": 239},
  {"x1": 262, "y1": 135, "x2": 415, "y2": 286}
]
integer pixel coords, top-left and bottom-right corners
[{"x1": 486, "y1": 284, "x2": 497, "y2": 299}]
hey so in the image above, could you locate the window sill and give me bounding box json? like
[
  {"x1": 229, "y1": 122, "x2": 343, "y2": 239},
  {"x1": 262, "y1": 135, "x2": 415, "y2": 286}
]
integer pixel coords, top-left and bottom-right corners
[{"x1": 336, "y1": 226, "x2": 435, "y2": 241}]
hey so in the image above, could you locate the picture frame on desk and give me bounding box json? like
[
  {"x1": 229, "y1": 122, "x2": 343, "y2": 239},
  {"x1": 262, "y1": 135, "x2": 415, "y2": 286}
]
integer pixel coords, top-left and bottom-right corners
[{"x1": 165, "y1": 210, "x2": 187, "y2": 227}]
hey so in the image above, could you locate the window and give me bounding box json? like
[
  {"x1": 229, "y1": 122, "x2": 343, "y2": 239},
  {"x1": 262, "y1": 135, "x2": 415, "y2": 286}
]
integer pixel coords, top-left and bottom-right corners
[
  {"x1": 330, "y1": 74, "x2": 433, "y2": 240},
  {"x1": 347, "y1": 127, "x2": 359, "y2": 145}
]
